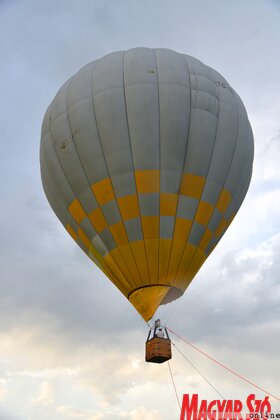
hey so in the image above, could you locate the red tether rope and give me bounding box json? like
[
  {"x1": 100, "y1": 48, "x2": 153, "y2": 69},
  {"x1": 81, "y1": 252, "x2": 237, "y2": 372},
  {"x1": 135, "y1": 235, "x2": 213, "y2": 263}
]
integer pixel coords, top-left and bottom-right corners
[
  {"x1": 168, "y1": 360, "x2": 181, "y2": 410},
  {"x1": 167, "y1": 328, "x2": 280, "y2": 402}
]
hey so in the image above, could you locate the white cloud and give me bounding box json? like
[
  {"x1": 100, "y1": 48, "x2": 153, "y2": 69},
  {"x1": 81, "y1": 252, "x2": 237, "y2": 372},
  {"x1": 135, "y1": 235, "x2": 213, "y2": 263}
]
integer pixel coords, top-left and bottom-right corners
[
  {"x1": 120, "y1": 406, "x2": 160, "y2": 420},
  {"x1": 57, "y1": 405, "x2": 102, "y2": 419},
  {"x1": 32, "y1": 381, "x2": 55, "y2": 406},
  {"x1": 0, "y1": 377, "x2": 7, "y2": 401}
]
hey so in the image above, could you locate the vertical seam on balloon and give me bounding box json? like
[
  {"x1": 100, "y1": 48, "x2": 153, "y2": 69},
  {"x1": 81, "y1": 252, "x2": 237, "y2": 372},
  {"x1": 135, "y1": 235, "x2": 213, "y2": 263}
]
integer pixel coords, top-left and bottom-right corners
[
  {"x1": 165, "y1": 53, "x2": 193, "y2": 286},
  {"x1": 48, "y1": 82, "x2": 86, "y2": 222},
  {"x1": 211, "y1": 89, "x2": 241, "y2": 230},
  {"x1": 203, "y1": 90, "x2": 244, "y2": 256},
  {"x1": 180, "y1": 71, "x2": 244, "y2": 277},
  {"x1": 211, "y1": 95, "x2": 253, "y2": 246},
  {"x1": 122, "y1": 50, "x2": 152, "y2": 286},
  {"x1": 64, "y1": 66, "x2": 132, "y2": 293},
  {"x1": 65, "y1": 73, "x2": 104, "y2": 238},
  {"x1": 47, "y1": 82, "x2": 120, "y2": 286},
  {"x1": 153, "y1": 48, "x2": 161, "y2": 286},
  {"x1": 48, "y1": 85, "x2": 76, "y2": 214},
  {"x1": 64, "y1": 72, "x2": 112, "y2": 244},
  {"x1": 91, "y1": 54, "x2": 143, "y2": 290},
  {"x1": 172, "y1": 60, "x2": 222, "y2": 282},
  {"x1": 89, "y1": 60, "x2": 138, "y2": 288},
  {"x1": 66, "y1": 75, "x2": 133, "y2": 292}
]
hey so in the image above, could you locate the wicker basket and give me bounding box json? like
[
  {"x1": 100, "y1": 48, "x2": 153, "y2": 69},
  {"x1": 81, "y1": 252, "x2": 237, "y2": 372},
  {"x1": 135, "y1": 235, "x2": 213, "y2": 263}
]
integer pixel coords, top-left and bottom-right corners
[{"x1": 145, "y1": 337, "x2": 172, "y2": 363}]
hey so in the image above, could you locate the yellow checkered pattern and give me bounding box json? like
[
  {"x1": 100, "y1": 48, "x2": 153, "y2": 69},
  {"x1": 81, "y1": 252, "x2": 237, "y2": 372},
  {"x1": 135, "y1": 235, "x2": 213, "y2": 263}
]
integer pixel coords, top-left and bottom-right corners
[{"x1": 66, "y1": 170, "x2": 235, "y2": 320}]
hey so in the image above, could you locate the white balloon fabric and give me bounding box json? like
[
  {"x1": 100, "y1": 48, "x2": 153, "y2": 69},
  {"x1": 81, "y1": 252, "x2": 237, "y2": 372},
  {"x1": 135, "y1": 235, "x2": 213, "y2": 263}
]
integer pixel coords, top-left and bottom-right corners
[{"x1": 40, "y1": 48, "x2": 254, "y2": 321}]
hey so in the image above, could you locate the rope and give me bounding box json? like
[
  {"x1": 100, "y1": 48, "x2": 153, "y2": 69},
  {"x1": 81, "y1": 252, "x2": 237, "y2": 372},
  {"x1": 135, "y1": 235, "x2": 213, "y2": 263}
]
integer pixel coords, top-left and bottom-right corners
[
  {"x1": 163, "y1": 298, "x2": 182, "y2": 327},
  {"x1": 168, "y1": 360, "x2": 181, "y2": 411},
  {"x1": 172, "y1": 341, "x2": 225, "y2": 400},
  {"x1": 168, "y1": 328, "x2": 280, "y2": 402}
]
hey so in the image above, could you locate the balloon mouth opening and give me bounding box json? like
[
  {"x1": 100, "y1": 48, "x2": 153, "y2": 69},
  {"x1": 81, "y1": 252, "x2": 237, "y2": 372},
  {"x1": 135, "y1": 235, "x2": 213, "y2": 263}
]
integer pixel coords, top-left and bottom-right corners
[
  {"x1": 128, "y1": 284, "x2": 184, "y2": 322},
  {"x1": 160, "y1": 287, "x2": 184, "y2": 304}
]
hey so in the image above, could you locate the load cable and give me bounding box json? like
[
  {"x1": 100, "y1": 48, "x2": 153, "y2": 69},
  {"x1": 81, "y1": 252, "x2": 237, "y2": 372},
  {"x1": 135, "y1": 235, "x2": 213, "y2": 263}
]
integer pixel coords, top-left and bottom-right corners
[
  {"x1": 168, "y1": 360, "x2": 181, "y2": 411},
  {"x1": 168, "y1": 328, "x2": 280, "y2": 402},
  {"x1": 172, "y1": 341, "x2": 225, "y2": 400}
]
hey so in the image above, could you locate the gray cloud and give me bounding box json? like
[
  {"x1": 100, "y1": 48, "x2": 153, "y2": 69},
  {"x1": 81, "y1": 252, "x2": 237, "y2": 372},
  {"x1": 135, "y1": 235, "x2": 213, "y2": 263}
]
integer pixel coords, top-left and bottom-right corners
[
  {"x1": 0, "y1": 0, "x2": 279, "y2": 418},
  {"x1": 0, "y1": 407, "x2": 24, "y2": 420},
  {"x1": 164, "y1": 233, "x2": 280, "y2": 344}
]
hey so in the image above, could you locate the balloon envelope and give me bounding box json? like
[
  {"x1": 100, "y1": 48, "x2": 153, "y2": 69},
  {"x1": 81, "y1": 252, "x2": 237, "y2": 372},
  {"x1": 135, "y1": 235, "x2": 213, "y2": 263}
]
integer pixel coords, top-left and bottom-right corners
[{"x1": 40, "y1": 48, "x2": 254, "y2": 321}]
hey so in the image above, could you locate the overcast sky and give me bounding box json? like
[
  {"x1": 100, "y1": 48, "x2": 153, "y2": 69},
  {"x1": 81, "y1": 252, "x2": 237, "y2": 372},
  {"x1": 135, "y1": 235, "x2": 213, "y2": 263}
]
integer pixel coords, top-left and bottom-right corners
[{"x1": 0, "y1": 1, "x2": 280, "y2": 419}]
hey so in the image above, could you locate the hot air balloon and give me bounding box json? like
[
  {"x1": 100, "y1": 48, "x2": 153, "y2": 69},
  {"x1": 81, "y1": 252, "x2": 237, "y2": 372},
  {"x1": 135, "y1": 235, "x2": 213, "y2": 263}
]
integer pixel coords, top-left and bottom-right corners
[{"x1": 40, "y1": 48, "x2": 254, "y2": 333}]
